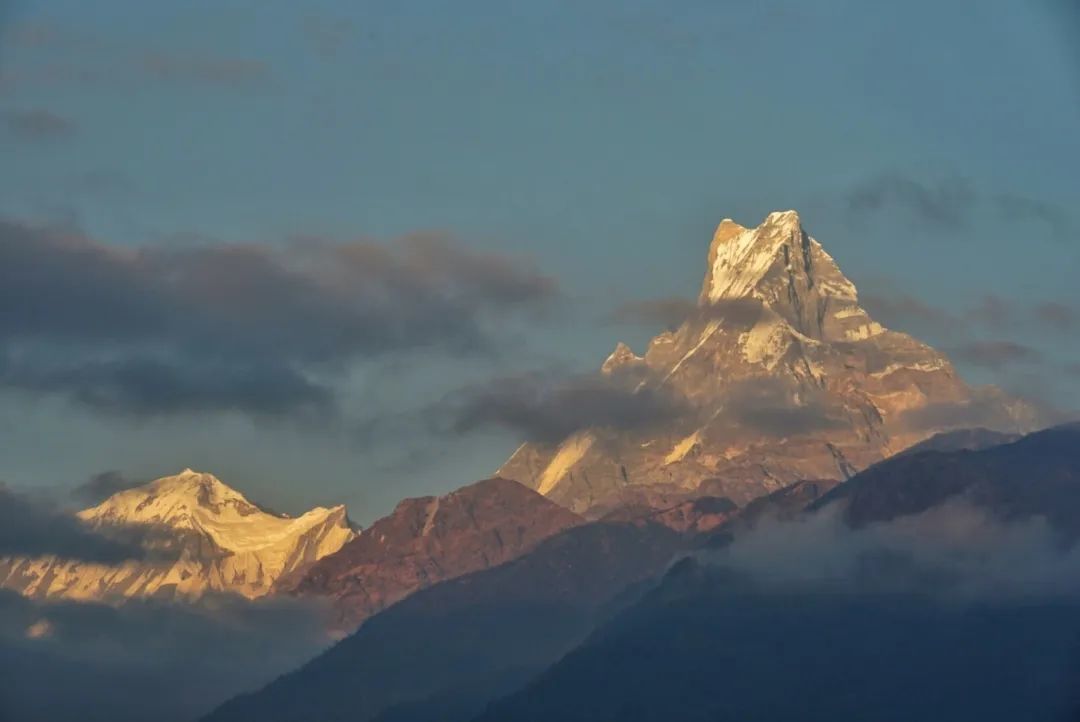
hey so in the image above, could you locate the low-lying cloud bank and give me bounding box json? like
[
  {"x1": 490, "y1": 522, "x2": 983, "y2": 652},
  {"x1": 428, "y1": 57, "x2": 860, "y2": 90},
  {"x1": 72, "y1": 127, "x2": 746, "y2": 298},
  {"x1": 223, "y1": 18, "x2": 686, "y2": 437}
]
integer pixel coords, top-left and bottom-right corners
[
  {"x1": 0, "y1": 590, "x2": 332, "y2": 722},
  {"x1": 0, "y1": 485, "x2": 151, "y2": 563},
  {"x1": 704, "y1": 500, "x2": 1080, "y2": 599}
]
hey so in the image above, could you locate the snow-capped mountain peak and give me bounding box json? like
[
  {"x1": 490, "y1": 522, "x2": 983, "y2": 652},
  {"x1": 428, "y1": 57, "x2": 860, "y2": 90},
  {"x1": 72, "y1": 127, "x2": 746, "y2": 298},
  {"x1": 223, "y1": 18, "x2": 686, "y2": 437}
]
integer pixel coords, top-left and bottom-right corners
[
  {"x1": 79, "y1": 468, "x2": 262, "y2": 531},
  {"x1": 1, "y1": 470, "x2": 355, "y2": 602},
  {"x1": 700, "y1": 210, "x2": 862, "y2": 341},
  {"x1": 500, "y1": 210, "x2": 1035, "y2": 515}
]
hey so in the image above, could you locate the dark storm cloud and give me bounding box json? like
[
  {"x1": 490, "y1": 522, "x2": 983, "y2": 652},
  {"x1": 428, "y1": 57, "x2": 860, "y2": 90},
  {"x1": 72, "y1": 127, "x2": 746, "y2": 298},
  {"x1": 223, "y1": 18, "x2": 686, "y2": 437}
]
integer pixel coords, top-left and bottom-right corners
[
  {"x1": 949, "y1": 340, "x2": 1041, "y2": 369},
  {"x1": 0, "y1": 485, "x2": 145, "y2": 562},
  {"x1": 0, "y1": 219, "x2": 557, "y2": 419},
  {"x1": 434, "y1": 371, "x2": 693, "y2": 444},
  {"x1": 1, "y1": 108, "x2": 76, "y2": 140},
  {"x1": 846, "y1": 173, "x2": 1074, "y2": 238},
  {"x1": 71, "y1": 471, "x2": 144, "y2": 505},
  {"x1": 608, "y1": 297, "x2": 763, "y2": 331}
]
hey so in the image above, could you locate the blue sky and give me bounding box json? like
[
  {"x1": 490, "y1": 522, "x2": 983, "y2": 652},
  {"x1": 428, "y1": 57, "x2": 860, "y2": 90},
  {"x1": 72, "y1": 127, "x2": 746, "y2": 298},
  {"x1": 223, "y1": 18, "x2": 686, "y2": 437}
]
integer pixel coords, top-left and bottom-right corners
[{"x1": 1, "y1": 0, "x2": 1078, "y2": 522}]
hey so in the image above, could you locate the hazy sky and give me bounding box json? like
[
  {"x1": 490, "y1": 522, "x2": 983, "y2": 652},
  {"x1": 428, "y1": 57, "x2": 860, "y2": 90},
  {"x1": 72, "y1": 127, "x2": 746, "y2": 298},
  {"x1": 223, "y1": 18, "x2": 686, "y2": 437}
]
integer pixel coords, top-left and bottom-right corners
[{"x1": 1, "y1": 0, "x2": 1078, "y2": 523}]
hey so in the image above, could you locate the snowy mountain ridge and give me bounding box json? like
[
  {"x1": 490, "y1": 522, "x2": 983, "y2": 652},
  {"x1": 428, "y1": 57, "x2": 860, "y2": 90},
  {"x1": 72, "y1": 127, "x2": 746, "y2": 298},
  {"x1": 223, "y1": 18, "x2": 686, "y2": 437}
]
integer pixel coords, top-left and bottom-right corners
[{"x1": 0, "y1": 469, "x2": 355, "y2": 601}]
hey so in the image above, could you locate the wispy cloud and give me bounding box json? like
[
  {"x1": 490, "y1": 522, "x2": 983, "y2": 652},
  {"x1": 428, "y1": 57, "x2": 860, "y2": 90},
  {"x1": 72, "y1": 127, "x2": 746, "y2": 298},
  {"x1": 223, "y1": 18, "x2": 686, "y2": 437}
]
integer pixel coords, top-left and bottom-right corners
[
  {"x1": 1034, "y1": 301, "x2": 1077, "y2": 332},
  {"x1": 2, "y1": 108, "x2": 77, "y2": 141},
  {"x1": 846, "y1": 173, "x2": 975, "y2": 230},
  {"x1": 138, "y1": 53, "x2": 271, "y2": 89},
  {"x1": 302, "y1": 16, "x2": 355, "y2": 60},
  {"x1": 846, "y1": 172, "x2": 1074, "y2": 240},
  {"x1": 948, "y1": 340, "x2": 1042, "y2": 369},
  {"x1": 859, "y1": 291, "x2": 958, "y2": 335},
  {"x1": 607, "y1": 297, "x2": 763, "y2": 331},
  {"x1": 70, "y1": 471, "x2": 146, "y2": 505},
  {"x1": 431, "y1": 369, "x2": 693, "y2": 444}
]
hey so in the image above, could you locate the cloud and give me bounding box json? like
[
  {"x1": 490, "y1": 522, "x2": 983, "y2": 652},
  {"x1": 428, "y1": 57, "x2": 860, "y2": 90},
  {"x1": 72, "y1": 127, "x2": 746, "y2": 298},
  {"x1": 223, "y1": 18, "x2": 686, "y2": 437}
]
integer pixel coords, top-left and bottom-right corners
[
  {"x1": 0, "y1": 590, "x2": 331, "y2": 722},
  {"x1": 0, "y1": 485, "x2": 146, "y2": 562},
  {"x1": 0, "y1": 218, "x2": 557, "y2": 419},
  {"x1": 965, "y1": 294, "x2": 1011, "y2": 329},
  {"x1": 0, "y1": 354, "x2": 338, "y2": 420},
  {"x1": 1034, "y1": 301, "x2": 1077, "y2": 331},
  {"x1": 1066, "y1": 362, "x2": 1080, "y2": 378},
  {"x1": 845, "y1": 172, "x2": 1074, "y2": 238},
  {"x1": 994, "y1": 193, "x2": 1074, "y2": 241},
  {"x1": 608, "y1": 297, "x2": 762, "y2": 331},
  {"x1": 846, "y1": 173, "x2": 975, "y2": 229},
  {"x1": 70, "y1": 471, "x2": 145, "y2": 505},
  {"x1": 608, "y1": 296, "x2": 697, "y2": 329},
  {"x1": 704, "y1": 500, "x2": 1080, "y2": 599},
  {"x1": 138, "y1": 53, "x2": 271, "y2": 89},
  {"x1": 721, "y1": 378, "x2": 845, "y2": 438},
  {"x1": 302, "y1": 16, "x2": 355, "y2": 60},
  {"x1": 897, "y1": 385, "x2": 1047, "y2": 434},
  {"x1": 949, "y1": 340, "x2": 1042, "y2": 369},
  {"x1": 434, "y1": 370, "x2": 846, "y2": 446},
  {"x1": 1, "y1": 108, "x2": 76, "y2": 141},
  {"x1": 433, "y1": 370, "x2": 693, "y2": 444},
  {"x1": 859, "y1": 291, "x2": 957, "y2": 335}
]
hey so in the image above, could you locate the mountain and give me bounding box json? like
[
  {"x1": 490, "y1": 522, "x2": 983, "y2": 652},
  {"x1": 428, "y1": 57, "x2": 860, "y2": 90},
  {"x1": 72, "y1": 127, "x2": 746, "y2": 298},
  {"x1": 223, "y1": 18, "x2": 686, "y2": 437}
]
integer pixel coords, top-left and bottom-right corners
[
  {"x1": 601, "y1": 495, "x2": 739, "y2": 535},
  {"x1": 475, "y1": 557, "x2": 1080, "y2": 722},
  {"x1": 499, "y1": 210, "x2": 1033, "y2": 515},
  {"x1": 282, "y1": 477, "x2": 584, "y2": 631},
  {"x1": 203, "y1": 521, "x2": 684, "y2": 722},
  {"x1": 814, "y1": 423, "x2": 1080, "y2": 534},
  {"x1": 0, "y1": 469, "x2": 355, "y2": 601},
  {"x1": 895, "y1": 427, "x2": 1021, "y2": 456}
]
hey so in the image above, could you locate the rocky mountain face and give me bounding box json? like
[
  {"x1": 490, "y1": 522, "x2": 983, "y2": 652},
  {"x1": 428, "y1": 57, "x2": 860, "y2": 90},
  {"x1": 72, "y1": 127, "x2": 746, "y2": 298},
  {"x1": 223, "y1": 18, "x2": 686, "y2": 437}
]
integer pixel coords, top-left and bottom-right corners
[
  {"x1": 499, "y1": 210, "x2": 1034, "y2": 515},
  {"x1": 204, "y1": 520, "x2": 684, "y2": 722},
  {"x1": 0, "y1": 469, "x2": 354, "y2": 601},
  {"x1": 283, "y1": 477, "x2": 584, "y2": 631}
]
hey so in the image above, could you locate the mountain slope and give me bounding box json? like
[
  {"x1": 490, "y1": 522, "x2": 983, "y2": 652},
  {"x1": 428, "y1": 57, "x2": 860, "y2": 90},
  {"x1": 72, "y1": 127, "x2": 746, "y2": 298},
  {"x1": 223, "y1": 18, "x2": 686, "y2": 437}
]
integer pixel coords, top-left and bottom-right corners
[
  {"x1": 0, "y1": 469, "x2": 354, "y2": 601},
  {"x1": 475, "y1": 558, "x2": 1080, "y2": 722},
  {"x1": 896, "y1": 427, "x2": 1021, "y2": 456},
  {"x1": 499, "y1": 210, "x2": 1033, "y2": 515},
  {"x1": 204, "y1": 521, "x2": 684, "y2": 722},
  {"x1": 814, "y1": 423, "x2": 1080, "y2": 534},
  {"x1": 282, "y1": 477, "x2": 584, "y2": 630}
]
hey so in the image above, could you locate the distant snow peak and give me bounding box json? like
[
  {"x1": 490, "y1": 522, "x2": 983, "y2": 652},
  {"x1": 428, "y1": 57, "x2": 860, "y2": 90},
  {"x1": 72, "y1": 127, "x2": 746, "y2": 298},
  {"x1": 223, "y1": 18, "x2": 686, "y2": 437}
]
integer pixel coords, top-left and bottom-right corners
[{"x1": 0, "y1": 470, "x2": 355, "y2": 602}]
